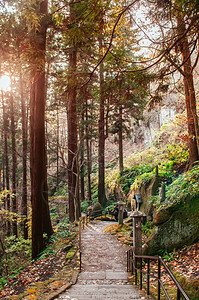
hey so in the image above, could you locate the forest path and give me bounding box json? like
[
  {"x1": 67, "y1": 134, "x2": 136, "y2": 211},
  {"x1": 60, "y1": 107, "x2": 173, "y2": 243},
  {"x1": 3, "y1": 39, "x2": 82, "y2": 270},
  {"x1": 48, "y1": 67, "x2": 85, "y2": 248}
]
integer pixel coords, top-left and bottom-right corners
[{"x1": 56, "y1": 221, "x2": 145, "y2": 300}]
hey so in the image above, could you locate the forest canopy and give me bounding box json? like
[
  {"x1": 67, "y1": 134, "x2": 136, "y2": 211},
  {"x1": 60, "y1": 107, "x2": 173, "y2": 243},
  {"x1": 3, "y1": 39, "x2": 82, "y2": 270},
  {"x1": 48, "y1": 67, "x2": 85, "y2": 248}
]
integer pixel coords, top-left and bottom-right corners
[{"x1": 0, "y1": 0, "x2": 198, "y2": 261}]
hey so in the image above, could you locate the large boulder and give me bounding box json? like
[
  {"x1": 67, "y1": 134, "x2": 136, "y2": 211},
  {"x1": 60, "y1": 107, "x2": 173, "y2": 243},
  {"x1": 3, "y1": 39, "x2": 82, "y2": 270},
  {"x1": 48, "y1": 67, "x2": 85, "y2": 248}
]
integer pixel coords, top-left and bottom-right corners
[
  {"x1": 91, "y1": 202, "x2": 102, "y2": 218},
  {"x1": 143, "y1": 196, "x2": 199, "y2": 255},
  {"x1": 140, "y1": 173, "x2": 160, "y2": 219},
  {"x1": 128, "y1": 171, "x2": 160, "y2": 220}
]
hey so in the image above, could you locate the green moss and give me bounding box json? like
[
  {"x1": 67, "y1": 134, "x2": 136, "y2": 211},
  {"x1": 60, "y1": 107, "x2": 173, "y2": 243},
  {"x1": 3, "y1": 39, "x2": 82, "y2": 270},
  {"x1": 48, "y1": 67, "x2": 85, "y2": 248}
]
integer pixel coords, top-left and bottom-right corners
[
  {"x1": 145, "y1": 195, "x2": 199, "y2": 255},
  {"x1": 65, "y1": 251, "x2": 75, "y2": 261}
]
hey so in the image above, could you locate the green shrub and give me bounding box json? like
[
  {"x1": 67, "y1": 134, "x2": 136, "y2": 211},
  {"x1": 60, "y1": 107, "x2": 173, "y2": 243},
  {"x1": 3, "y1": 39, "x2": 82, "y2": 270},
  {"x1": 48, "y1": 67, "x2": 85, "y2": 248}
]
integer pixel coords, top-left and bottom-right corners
[
  {"x1": 142, "y1": 221, "x2": 153, "y2": 237},
  {"x1": 1, "y1": 236, "x2": 31, "y2": 278},
  {"x1": 81, "y1": 200, "x2": 88, "y2": 212},
  {"x1": 164, "y1": 165, "x2": 199, "y2": 206},
  {"x1": 118, "y1": 164, "x2": 154, "y2": 194}
]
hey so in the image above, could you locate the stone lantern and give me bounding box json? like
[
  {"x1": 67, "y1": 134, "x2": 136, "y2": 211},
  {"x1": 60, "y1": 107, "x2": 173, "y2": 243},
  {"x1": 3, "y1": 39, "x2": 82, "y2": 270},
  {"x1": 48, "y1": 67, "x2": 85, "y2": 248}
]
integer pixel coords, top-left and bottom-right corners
[
  {"x1": 117, "y1": 200, "x2": 125, "y2": 225},
  {"x1": 130, "y1": 211, "x2": 146, "y2": 255}
]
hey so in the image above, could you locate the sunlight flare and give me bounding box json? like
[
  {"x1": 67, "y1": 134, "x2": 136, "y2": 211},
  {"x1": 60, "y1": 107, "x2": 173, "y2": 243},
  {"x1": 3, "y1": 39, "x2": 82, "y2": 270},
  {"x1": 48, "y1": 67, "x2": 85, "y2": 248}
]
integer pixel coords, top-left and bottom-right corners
[{"x1": 0, "y1": 75, "x2": 11, "y2": 91}]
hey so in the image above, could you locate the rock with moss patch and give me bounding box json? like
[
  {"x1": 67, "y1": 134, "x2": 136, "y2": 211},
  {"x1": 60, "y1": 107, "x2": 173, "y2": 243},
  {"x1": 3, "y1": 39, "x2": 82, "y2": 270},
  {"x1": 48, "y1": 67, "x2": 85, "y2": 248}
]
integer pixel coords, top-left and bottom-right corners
[
  {"x1": 92, "y1": 202, "x2": 102, "y2": 217},
  {"x1": 144, "y1": 196, "x2": 199, "y2": 255}
]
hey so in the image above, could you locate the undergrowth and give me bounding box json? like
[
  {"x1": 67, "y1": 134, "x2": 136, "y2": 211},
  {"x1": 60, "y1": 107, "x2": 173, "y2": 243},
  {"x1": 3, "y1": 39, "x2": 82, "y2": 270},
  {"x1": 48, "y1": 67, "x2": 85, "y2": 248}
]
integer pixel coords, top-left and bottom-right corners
[
  {"x1": 107, "y1": 139, "x2": 189, "y2": 197},
  {"x1": 0, "y1": 199, "x2": 77, "y2": 294}
]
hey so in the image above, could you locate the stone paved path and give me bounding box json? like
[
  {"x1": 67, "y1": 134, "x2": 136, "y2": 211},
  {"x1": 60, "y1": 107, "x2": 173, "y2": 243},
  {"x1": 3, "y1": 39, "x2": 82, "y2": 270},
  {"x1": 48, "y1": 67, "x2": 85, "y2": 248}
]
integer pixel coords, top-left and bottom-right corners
[{"x1": 57, "y1": 221, "x2": 145, "y2": 300}]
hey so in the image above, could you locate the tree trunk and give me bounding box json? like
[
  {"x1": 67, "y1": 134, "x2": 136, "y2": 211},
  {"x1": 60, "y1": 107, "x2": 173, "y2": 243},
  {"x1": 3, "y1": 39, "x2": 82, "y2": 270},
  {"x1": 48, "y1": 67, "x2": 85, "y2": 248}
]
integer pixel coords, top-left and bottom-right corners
[
  {"x1": 98, "y1": 50, "x2": 106, "y2": 205},
  {"x1": 20, "y1": 72, "x2": 28, "y2": 239},
  {"x1": 10, "y1": 93, "x2": 18, "y2": 237},
  {"x1": 31, "y1": 0, "x2": 52, "y2": 259},
  {"x1": 2, "y1": 132, "x2": 5, "y2": 191},
  {"x1": 43, "y1": 153, "x2": 53, "y2": 237},
  {"x1": 2, "y1": 92, "x2": 11, "y2": 236},
  {"x1": 67, "y1": 1, "x2": 80, "y2": 222},
  {"x1": 183, "y1": 76, "x2": 199, "y2": 165},
  {"x1": 67, "y1": 48, "x2": 79, "y2": 221},
  {"x1": 80, "y1": 110, "x2": 85, "y2": 203},
  {"x1": 118, "y1": 105, "x2": 123, "y2": 172},
  {"x1": 85, "y1": 96, "x2": 92, "y2": 205},
  {"x1": 31, "y1": 72, "x2": 45, "y2": 259},
  {"x1": 56, "y1": 103, "x2": 59, "y2": 190},
  {"x1": 176, "y1": 11, "x2": 199, "y2": 164}
]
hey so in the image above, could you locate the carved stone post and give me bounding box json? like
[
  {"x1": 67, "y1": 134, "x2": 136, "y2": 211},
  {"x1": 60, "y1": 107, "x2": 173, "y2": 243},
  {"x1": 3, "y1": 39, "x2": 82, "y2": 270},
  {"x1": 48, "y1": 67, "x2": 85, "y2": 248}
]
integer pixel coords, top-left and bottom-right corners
[
  {"x1": 118, "y1": 201, "x2": 125, "y2": 225},
  {"x1": 131, "y1": 211, "x2": 146, "y2": 255}
]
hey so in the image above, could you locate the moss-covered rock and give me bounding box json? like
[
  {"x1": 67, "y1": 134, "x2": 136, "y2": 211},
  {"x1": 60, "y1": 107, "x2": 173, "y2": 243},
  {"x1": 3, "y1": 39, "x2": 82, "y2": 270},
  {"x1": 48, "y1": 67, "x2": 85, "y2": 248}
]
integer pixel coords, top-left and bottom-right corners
[
  {"x1": 140, "y1": 174, "x2": 160, "y2": 218},
  {"x1": 144, "y1": 196, "x2": 199, "y2": 255},
  {"x1": 129, "y1": 173, "x2": 161, "y2": 220},
  {"x1": 92, "y1": 202, "x2": 102, "y2": 217}
]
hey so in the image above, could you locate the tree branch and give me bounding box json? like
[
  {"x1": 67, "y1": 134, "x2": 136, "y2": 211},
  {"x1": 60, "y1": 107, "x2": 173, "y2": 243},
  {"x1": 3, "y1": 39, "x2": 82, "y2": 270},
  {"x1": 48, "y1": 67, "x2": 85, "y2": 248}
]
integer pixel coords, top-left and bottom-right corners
[{"x1": 82, "y1": 0, "x2": 140, "y2": 87}]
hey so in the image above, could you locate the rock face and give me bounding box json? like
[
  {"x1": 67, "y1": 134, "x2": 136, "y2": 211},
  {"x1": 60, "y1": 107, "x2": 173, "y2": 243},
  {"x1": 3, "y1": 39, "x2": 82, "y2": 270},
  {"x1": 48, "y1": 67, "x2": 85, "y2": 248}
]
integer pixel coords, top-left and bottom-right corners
[
  {"x1": 131, "y1": 103, "x2": 179, "y2": 150},
  {"x1": 129, "y1": 173, "x2": 160, "y2": 220},
  {"x1": 140, "y1": 174, "x2": 160, "y2": 220},
  {"x1": 144, "y1": 196, "x2": 199, "y2": 255}
]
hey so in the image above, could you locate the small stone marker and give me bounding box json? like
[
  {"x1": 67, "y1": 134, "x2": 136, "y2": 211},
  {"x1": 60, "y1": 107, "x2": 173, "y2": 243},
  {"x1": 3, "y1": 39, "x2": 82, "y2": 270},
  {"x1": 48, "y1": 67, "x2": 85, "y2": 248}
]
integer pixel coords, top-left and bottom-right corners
[
  {"x1": 159, "y1": 182, "x2": 166, "y2": 203},
  {"x1": 118, "y1": 201, "x2": 125, "y2": 225}
]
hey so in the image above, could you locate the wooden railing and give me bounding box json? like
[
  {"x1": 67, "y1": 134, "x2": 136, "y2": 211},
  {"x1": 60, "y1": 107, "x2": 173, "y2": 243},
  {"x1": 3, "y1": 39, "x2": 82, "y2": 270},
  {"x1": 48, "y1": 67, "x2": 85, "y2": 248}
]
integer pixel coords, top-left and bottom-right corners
[{"x1": 127, "y1": 249, "x2": 190, "y2": 300}]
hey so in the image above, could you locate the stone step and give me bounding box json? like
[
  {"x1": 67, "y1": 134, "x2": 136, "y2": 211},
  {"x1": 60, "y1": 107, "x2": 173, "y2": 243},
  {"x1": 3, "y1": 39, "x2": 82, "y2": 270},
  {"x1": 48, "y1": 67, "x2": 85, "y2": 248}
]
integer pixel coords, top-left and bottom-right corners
[
  {"x1": 56, "y1": 221, "x2": 145, "y2": 300},
  {"x1": 59, "y1": 284, "x2": 144, "y2": 300}
]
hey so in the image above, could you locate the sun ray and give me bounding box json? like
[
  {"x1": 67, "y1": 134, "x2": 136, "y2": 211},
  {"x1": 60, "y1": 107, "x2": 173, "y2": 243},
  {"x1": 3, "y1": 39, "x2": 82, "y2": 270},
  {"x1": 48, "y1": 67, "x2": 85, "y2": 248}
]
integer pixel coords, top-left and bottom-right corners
[{"x1": 0, "y1": 75, "x2": 11, "y2": 91}]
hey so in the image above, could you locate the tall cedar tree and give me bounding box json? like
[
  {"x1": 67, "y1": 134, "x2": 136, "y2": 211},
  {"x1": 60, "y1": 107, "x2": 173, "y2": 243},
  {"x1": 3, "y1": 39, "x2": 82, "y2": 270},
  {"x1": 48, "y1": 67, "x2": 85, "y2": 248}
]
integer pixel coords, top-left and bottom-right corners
[
  {"x1": 10, "y1": 92, "x2": 17, "y2": 237},
  {"x1": 80, "y1": 109, "x2": 85, "y2": 203},
  {"x1": 67, "y1": 1, "x2": 80, "y2": 222},
  {"x1": 20, "y1": 71, "x2": 28, "y2": 239},
  {"x1": 154, "y1": 0, "x2": 199, "y2": 164},
  {"x1": 85, "y1": 94, "x2": 92, "y2": 205},
  {"x1": 31, "y1": 0, "x2": 53, "y2": 259},
  {"x1": 176, "y1": 10, "x2": 199, "y2": 164},
  {"x1": 2, "y1": 92, "x2": 11, "y2": 235},
  {"x1": 98, "y1": 37, "x2": 107, "y2": 206}
]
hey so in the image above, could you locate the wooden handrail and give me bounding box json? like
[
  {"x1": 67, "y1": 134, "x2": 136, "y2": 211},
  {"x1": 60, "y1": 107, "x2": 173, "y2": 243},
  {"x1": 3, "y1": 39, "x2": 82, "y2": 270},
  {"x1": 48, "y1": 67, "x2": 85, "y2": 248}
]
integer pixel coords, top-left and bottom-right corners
[{"x1": 127, "y1": 248, "x2": 190, "y2": 300}]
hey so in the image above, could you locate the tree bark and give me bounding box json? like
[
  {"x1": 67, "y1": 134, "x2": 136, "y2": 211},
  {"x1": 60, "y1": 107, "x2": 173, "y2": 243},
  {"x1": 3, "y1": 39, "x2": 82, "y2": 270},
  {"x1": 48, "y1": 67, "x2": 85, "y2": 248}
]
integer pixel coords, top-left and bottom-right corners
[
  {"x1": 20, "y1": 72, "x2": 28, "y2": 239},
  {"x1": 118, "y1": 105, "x2": 123, "y2": 172},
  {"x1": 98, "y1": 38, "x2": 106, "y2": 206},
  {"x1": 183, "y1": 76, "x2": 199, "y2": 165},
  {"x1": 2, "y1": 92, "x2": 11, "y2": 236},
  {"x1": 67, "y1": 48, "x2": 79, "y2": 222},
  {"x1": 80, "y1": 110, "x2": 85, "y2": 203},
  {"x1": 85, "y1": 96, "x2": 92, "y2": 205},
  {"x1": 176, "y1": 11, "x2": 199, "y2": 164},
  {"x1": 31, "y1": 0, "x2": 53, "y2": 259},
  {"x1": 56, "y1": 103, "x2": 59, "y2": 190},
  {"x1": 10, "y1": 93, "x2": 17, "y2": 237},
  {"x1": 67, "y1": 1, "x2": 80, "y2": 222}
]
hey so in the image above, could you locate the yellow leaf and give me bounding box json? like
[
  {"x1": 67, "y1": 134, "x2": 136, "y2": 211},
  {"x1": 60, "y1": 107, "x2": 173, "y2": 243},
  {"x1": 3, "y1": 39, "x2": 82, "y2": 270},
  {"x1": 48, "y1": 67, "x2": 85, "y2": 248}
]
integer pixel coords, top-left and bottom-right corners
[{"x1": 27, "y1": 288, "x2": 38, "y2": 295}]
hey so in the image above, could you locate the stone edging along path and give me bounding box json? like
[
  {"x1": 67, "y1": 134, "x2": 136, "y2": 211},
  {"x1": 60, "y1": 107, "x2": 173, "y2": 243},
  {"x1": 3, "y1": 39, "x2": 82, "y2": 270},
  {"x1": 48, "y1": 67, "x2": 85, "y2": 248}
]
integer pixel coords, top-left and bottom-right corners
[{"x1": 56, "y1": 221, "x2": 146, "y2": 300}]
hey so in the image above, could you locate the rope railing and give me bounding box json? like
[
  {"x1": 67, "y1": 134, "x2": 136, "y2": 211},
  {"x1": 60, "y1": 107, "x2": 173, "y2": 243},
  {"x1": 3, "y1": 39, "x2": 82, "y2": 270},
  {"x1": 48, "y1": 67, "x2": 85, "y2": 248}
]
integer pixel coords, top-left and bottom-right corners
[{"x1": 127, "y1": 249, "x2": 190, "y2": 300}]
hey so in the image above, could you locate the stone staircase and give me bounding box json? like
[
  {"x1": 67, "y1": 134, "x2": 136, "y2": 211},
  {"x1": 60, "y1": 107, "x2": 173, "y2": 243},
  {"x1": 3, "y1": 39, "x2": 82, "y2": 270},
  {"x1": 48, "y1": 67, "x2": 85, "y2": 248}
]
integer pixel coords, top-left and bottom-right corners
[{"x1": 56, "y1": 221, "x2": 146, "y2": 300}]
